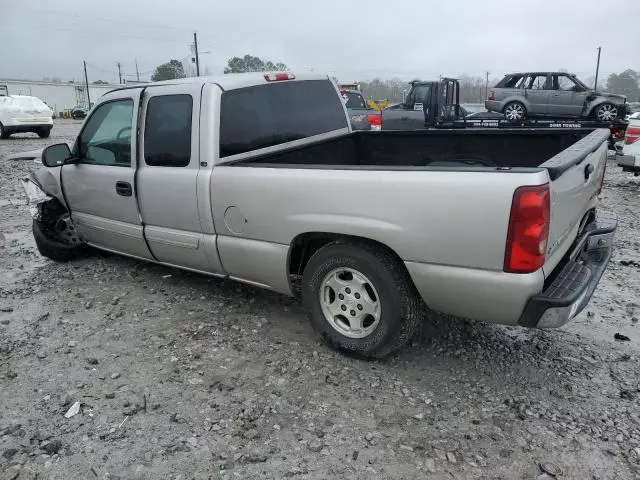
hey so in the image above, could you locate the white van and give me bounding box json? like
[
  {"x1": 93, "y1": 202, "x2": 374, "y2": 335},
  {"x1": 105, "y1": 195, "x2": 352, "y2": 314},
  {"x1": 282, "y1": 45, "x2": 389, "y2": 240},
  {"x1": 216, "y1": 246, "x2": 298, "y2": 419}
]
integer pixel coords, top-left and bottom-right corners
[{"x1": 0, "y1": 95, "x2": 54, "y2": 139}]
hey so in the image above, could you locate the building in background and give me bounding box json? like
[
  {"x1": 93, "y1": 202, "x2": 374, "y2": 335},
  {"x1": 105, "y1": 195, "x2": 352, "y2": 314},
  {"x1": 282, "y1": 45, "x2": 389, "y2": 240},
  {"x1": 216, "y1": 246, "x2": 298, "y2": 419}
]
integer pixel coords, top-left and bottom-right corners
[{"x1": 0, "y1": 79, "x2": 125, "y2": 116}]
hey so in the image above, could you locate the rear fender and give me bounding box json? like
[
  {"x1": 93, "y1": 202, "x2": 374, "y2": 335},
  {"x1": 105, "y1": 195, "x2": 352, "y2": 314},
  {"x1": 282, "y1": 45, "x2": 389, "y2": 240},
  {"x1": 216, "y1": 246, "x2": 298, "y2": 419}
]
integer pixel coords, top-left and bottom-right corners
[{"x1": 499, "y1": 93, "x2": 529, "y2": 111}]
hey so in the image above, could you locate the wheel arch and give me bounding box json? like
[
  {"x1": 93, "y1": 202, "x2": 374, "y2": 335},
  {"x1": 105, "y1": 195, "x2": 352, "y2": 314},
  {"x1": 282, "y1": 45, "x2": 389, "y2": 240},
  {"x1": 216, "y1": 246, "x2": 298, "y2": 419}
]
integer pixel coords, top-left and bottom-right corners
[
  {"x1": 287, "y1": 231, "x2": 410, "y2": 296},
  {"x1": 586, "y1": 99, "x2": 620, "y2": 117},
  {"x1": 502, "y1": 98, "x2": 528, "y2": 112}
]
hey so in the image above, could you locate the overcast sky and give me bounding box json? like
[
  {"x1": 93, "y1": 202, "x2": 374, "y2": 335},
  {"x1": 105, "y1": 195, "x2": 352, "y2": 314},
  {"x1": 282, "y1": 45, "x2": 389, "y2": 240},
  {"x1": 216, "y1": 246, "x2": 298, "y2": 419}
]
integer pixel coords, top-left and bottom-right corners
[{"x1": 3, "y1": 0, "x2": 640, "y2": 85}]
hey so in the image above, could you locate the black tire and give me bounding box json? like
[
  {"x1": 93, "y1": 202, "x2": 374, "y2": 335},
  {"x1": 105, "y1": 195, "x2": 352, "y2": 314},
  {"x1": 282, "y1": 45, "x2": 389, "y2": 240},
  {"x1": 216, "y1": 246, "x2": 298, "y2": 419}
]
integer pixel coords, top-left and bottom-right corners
[
  {"x1": 593, "y1": 103, "x2": 618, "y2": 122},
  {"x1": 503, "y1": 101, "x2": 527, "y2": 121},
  {"x1": 32, "y1": 219, "x2": 80, "y2": 262},
  {"x1": 37, "y1": 128, "x2": 51, "y2": 138},
  {"x1": 302, "y1": 240, "x2": 423, "y2": 358},
  {"x1": 0, "y1": 123, "x2": 9, "y2": 139}
]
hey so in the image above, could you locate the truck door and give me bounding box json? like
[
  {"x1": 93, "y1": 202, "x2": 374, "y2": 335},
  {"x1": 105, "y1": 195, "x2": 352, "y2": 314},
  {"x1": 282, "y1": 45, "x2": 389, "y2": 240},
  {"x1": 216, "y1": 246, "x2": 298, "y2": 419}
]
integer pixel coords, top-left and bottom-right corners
[
  {"x1": 548, "y1": 74, "x2": 588, "y2": 117},
  {"x1": 524, "y1": 74, "x2": 550, "y2": 116},
  {"x1": 61, "y1": 89, "x2": 154, "y2": 259},
  {"x1": 137, "y1": 83, "x2": 224, "y2": 274}
]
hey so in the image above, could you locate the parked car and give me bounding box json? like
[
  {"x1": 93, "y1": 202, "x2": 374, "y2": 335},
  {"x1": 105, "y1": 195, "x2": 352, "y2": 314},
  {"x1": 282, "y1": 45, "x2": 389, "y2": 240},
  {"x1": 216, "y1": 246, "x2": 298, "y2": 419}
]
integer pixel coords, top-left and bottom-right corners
[
  {"x1": 0, "y1": 95, "x2": 53, "y2": 139},
  {"x1": 71, "y1": 106, "x2": 87, "y2": 119},
  {"x1": 486, "y1": 72, "x2": 629, "y2": 122},
  {"x1": 617, "y1": 112, "x2": 640, "y2": 175},
  {"x1": 22, "y1": 72, "x2": 616, "y2": 358}
]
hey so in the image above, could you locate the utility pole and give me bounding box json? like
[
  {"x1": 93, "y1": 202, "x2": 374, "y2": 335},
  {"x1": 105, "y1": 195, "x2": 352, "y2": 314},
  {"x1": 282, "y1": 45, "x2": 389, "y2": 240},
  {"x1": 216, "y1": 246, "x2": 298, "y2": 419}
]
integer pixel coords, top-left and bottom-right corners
[
  {"x1": 117, "y1": 62, "x2": 123, "y2": 84},
  {"x1": 135, "y1": 59, "x2": 140, "y2": 82},
  {"x1": 594, "y1": 46, "x2": 601, "y2": 92},
  {"x1": 193, "y1": 32, "x2": 200, "y2": 76},
  {"x1": 485, "y1": 71, "x2": 490, "y2": 100},
  {"x1": 83, "y1": 60, "x2": 91, "y2": 107}
]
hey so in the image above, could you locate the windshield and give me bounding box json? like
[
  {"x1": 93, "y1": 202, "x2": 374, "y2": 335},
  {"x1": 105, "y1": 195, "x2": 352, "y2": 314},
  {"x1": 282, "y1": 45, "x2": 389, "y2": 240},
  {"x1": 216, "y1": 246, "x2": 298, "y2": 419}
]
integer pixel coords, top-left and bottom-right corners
[{"x1": 406, "y1": 84, "x2": 431, "y2": 105}]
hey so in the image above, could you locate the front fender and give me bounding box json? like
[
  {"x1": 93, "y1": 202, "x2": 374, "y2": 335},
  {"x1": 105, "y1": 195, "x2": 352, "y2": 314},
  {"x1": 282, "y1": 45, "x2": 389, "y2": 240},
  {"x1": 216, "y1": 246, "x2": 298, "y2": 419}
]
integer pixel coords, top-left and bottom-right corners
[
  {"x1": 31, "y1": 165, "x2": 67, "y2": 207},
  {"x1": 586, "y1": 97, "x2": 626, "y2": 116}
]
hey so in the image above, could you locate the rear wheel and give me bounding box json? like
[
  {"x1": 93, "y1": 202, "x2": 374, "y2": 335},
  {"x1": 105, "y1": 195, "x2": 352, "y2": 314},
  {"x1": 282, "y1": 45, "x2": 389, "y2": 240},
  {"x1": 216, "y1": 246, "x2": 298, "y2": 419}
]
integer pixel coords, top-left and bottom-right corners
[
  {"x1": 301, "y1": 240, "x2": 423, "y2": 358},
  {"x1": 503, "y1": 102, "x2": 527, "y2": 121},
  {"x1": 594, "y1": 103, "x2": 618, "y2": 122},
  {"x1": 0, "y1": 123, "x2": 9, "y2": 139},
  {"x1": 37, "y1": 128, "x2": 51, "y2": 138}
]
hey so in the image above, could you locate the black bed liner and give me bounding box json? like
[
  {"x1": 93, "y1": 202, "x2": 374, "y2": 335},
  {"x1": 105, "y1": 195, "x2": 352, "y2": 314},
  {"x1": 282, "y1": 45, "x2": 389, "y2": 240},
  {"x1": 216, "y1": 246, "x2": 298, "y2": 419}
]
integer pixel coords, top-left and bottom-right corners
[{"x1": 230, "y1": 128, "x2": 609, "y2": 180}]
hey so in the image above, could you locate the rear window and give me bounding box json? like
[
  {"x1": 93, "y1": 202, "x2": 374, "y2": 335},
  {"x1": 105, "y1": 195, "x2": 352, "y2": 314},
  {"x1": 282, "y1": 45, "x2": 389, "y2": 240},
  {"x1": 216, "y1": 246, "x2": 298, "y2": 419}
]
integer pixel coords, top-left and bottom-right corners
[
  {"x1": 144, "y1": 95, "x2": 193, "y2": 167},
  {"x1": 219, "y1": 80, "x2": 348, "y2": 158},
  {"x1": 496, "y1": 75, "x2": 525, "y2": 88},
  {"x1": 342, "y1": 92, "x2": 366, "y2": 109}
]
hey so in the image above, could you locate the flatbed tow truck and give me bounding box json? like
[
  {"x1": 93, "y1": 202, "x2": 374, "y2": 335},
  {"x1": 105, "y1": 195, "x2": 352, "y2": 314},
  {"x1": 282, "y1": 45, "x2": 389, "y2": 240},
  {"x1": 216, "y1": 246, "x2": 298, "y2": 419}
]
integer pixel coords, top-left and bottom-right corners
[{"x1": 376, "y1": 78, "x2": 628, "y2": 148}]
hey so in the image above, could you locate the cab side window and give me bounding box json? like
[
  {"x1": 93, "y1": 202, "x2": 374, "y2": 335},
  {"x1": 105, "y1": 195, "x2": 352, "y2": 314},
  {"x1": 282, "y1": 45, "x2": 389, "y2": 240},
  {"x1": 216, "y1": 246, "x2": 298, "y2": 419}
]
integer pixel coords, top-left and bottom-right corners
[
  {"x1": 144, "y1": 95, "x2": 193, "y2": 167},
  {"x1": 77, "y1": 100, "x2": 134, "y2": 166}
]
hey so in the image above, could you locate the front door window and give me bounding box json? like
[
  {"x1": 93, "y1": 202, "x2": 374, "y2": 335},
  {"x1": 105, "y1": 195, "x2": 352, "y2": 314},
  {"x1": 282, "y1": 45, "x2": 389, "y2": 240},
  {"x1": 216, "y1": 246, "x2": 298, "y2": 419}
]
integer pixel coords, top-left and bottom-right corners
[{"x1": 76, "y1": 100, "x2": 134, "y2": 166}]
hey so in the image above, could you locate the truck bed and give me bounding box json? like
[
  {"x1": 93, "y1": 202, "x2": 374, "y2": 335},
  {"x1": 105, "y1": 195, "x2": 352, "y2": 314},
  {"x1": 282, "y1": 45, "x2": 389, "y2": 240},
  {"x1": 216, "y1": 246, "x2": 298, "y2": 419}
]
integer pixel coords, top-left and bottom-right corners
[{"x1": 235, "y1": 128, "x2": 596, "y2": 175}]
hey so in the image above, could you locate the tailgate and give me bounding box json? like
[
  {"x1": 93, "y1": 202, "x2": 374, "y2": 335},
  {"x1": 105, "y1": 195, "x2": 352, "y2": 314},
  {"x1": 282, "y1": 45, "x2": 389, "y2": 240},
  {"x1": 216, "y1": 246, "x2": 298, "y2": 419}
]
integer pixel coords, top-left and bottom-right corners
[
  {"x1": 347, "y1": 108, "x2": 372, "y2": 131},
  {"x1": 541, "y1": 128, "x2": 610, "y2": 275}
]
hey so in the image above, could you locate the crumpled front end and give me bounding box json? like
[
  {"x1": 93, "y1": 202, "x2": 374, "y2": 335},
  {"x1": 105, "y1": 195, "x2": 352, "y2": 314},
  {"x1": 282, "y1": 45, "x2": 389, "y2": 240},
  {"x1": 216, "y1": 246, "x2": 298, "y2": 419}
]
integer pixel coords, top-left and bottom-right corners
[{"x1": 21, "y1": 176, "x2": 52, "y2": 221}]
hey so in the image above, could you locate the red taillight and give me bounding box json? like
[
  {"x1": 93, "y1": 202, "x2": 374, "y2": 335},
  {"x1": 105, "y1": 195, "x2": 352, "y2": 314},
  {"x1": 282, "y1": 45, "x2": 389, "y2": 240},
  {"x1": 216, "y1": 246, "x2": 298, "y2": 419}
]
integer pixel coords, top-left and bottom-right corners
[
  {"x1": 504, "y1": 184, "x2": 550, "y2": 273},
  {"x1": 264, "y1": 72, "x2": 295, "y2": 82},
  {"x1": 488, "y1": 90, "x2": 496, "y2": 100},
  {"x1": 367, "y1": 113, "x2": 382, "y2": 127},
  {"x1": 624, "y1": 126, "x2": 640, "y2": 145}
]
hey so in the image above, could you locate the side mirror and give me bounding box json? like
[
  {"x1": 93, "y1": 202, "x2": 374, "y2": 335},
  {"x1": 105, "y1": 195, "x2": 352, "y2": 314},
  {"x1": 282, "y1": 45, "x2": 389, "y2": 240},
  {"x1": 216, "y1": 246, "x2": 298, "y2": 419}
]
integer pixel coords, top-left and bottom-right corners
[{"x1": 42, "y1": 143, "x2": 72, "y2": 167}]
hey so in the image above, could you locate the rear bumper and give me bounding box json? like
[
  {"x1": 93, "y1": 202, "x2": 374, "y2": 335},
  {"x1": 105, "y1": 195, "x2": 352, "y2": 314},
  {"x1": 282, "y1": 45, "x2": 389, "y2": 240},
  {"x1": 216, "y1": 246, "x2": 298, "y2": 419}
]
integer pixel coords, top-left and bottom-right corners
[
  {"x1": 484, "y1": 100, "x2": 501, "y2": 113},
  {"x1": 4, "y1": 123, "x2": 53, "y2": 133},
  {"x1": 617, "y1": 153, "x2": 640, "y2": 171},
  {"x1": 518, "y1": 210, "x2": 617, "y2": 328}
]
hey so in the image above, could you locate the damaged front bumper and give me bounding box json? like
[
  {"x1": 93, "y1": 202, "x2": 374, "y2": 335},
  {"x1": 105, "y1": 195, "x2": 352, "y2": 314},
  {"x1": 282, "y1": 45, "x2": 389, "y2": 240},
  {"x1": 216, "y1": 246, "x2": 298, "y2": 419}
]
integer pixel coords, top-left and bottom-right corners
[
  {"x1": 518, "y1": 210, "x2": 617, "y2": 329},
  {"x1": 21, "y1": 176, "x2": 52, "y2": 220}
]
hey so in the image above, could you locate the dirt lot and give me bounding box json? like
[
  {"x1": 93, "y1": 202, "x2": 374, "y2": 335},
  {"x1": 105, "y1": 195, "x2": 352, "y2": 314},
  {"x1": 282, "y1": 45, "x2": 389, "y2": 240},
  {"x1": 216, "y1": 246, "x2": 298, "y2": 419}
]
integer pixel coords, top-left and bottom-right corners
[{"x1": 1, "y1": 120, "x2": 639, "y2": 480}]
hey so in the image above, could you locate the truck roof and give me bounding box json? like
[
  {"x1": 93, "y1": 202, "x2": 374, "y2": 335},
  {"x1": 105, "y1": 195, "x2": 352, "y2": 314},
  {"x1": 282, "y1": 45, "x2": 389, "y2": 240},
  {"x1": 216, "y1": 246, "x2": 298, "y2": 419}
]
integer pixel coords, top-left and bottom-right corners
[{"x1": 110, "y1": 72, "x2": 331, "y2": 93}]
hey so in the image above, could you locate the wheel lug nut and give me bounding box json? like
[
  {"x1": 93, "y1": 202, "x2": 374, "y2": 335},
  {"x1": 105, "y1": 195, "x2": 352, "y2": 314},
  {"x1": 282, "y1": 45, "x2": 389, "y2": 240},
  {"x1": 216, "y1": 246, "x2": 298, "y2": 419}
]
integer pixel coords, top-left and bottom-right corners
[
  {"x1": 341, "y1": 305, "x2": 346, "y2": 311},
  {"x1": 338, "y1": 293, "x2": 344, "y2": 300},
  {"x1": 350, "y1": 310, "x2": 356, "y2": 316},
  {"x1": 345, "y1": 288, "x2": 351, "y2": 294},
  {"x1": 357, "y1": 304, "x2": 363, "y2": 310},
  {"x1": 354, "y1": 292, "x2": 360, "y2": 299}
]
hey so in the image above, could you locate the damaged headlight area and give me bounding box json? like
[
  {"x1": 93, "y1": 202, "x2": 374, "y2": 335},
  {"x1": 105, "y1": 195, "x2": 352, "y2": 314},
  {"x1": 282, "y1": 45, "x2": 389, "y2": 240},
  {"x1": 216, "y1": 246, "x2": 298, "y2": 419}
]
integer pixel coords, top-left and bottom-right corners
[{"x1": 21, "y1": 177, "x2": 53, "y2": 221}]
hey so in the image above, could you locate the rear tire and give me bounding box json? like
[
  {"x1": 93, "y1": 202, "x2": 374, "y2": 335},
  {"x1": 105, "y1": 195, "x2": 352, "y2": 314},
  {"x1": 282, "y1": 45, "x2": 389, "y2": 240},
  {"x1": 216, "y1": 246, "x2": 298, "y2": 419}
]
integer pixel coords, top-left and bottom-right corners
[
  {"x1": 593, "y1": 103, "x2": 618, "y2": 122},
  {"x1": 503, "y1": 102, "x2": 527, "y2": 121},
  {"x1": 301, "y1": 240, "x2": 423, "y2": 358},
  {"x1": 37, "y1": 128, "x2": 51, "y2": 138},
  {"x1": 0, "y1": 123, "x2": 9, "y2": 139}
]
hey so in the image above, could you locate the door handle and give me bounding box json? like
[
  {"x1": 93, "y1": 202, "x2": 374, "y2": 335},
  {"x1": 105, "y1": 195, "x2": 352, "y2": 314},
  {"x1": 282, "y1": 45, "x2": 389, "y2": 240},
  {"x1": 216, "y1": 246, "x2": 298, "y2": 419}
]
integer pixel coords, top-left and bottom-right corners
[{"x1": 115, "y1": 181, "x2": 132, "y2": 197}]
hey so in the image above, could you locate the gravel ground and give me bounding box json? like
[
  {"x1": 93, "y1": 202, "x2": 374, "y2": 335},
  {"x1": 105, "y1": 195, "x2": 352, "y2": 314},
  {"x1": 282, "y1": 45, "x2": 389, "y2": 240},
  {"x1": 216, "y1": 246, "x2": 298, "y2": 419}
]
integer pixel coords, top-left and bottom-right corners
[{"x1": 1, "y1": 120, "x2": 639, "y2": 480}]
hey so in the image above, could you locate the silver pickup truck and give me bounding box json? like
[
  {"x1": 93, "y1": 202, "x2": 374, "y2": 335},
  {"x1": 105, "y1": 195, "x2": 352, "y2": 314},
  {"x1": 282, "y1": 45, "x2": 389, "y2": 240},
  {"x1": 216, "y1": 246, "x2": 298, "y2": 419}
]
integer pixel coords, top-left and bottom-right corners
[{"x1": 22, "y1": 72, "x2": 616, "y2": 358}]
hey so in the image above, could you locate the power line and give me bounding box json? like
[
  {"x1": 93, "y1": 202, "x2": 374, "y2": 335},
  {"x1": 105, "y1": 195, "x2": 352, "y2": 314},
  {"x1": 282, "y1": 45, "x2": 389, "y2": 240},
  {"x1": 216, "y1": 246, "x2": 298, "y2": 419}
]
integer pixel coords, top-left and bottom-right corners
[
  {"x1": 8, "y1": 5, "x2": 196, "y2": 34},
  {"x1": 3, "y1": 22, "x2": 193, "y2": 46}
]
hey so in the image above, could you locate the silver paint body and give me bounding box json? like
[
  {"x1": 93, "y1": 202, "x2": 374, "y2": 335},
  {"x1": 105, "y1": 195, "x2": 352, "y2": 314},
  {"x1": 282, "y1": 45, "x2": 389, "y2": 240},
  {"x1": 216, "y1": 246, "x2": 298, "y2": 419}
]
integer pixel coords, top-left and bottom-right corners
[
  {"x1": 486, "y1": 72, "x2": 627, "y2": 118},
  {"x1": 33, "y1": 73, "x2": 609, "y2": 326}
]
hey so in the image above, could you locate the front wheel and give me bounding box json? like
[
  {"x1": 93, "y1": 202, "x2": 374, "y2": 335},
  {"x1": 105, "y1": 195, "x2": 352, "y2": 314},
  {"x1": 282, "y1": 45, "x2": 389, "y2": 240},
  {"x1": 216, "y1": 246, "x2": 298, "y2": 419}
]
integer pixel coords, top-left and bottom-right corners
[
  {"x1": 301, "y1": 240, "x2": 423, "y2": 358},
  {"x1": 594, "y1": 103, "x2": 618, "y2": 122},
  {"x1": 0, "y1": 123, "x2": 9, "y2": 139},
  {"x1": 32, "y1": 210, "x2": 85, "y2": 262},
  {"x1": 503, "y1": 102, "x2": 527, "y2": 121},
  {"x1": 37, "y1": 128, "x2": 51, "y2": 138}
]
